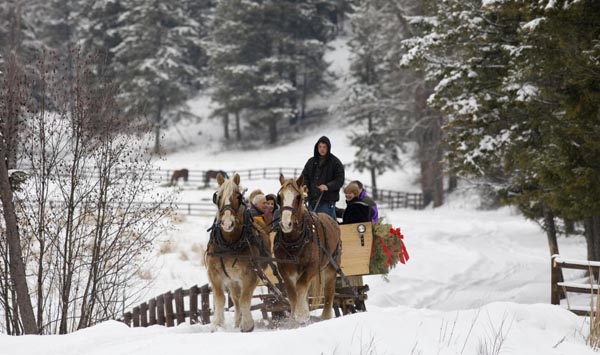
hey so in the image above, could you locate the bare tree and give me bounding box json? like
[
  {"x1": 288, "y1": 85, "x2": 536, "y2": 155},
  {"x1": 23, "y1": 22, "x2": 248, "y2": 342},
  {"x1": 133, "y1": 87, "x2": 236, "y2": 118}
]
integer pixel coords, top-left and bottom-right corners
[
  {"x1": 0, "y1": 53, "x2": 38, "y2": 335},
  {"x1": 1, "y1": 50, "x2": 174, "y2": 335}
]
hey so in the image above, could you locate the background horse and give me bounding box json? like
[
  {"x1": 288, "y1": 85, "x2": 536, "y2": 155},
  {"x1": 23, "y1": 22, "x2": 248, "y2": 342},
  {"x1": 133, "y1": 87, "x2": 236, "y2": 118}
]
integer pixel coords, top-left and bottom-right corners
[
  {"x1": 204, "y1": 170, "x2": 229, "y2": 187},
  {"x1": 205, "y1": 173, "x2": 270, "y2": 332},
  {"x1": 275, "y1": 174, "x2": 342, "y2": 323},
  {"x1": 170, "y1": 168, "x2": 189, "y2": 185}
]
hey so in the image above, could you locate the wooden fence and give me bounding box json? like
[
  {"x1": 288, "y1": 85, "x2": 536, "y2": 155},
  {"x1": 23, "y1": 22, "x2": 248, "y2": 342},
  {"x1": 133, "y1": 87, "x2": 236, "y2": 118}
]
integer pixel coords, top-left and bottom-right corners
[
  {"x1": 15, "y1": 166, "x2": 424, "y2": 213},
  {"x1": 551, "y1": 254, "x2": 600, "y2": 316},
  {"x1": 120, "y1": 284, "x2": 212, "y2": 327},
  {"x1": 162, "y1": 167, "x2": 424, "y2": 210}
]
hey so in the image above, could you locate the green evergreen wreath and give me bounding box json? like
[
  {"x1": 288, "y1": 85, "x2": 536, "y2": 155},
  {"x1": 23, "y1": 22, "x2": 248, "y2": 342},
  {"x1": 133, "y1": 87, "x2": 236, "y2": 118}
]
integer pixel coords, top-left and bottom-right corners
[{"x1": 369, "y1": 218, "x2": 409, "y2": 275}]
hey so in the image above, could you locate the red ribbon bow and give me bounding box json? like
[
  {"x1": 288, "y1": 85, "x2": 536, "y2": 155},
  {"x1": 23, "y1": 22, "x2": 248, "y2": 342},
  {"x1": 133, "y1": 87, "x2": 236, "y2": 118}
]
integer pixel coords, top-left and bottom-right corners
[{"x1": 389, "y1": 227, "x2": 410, "y2": 264}]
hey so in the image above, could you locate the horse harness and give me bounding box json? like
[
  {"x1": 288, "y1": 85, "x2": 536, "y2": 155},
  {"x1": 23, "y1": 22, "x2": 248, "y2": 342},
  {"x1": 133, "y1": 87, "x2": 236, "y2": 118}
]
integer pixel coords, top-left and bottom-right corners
[
  {"x1": 207, "y1": 198, "x2": 288, "y2": 303},
  {"x1": 274, "y1": 210, "x2": 345, "y2": 282}
]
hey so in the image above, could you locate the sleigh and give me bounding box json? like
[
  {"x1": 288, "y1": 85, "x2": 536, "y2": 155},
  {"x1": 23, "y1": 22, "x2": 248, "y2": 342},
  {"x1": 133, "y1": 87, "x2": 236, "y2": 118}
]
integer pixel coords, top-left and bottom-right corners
[{"x1": 255, "y1": 221, "x2": 393, "y2": 318}]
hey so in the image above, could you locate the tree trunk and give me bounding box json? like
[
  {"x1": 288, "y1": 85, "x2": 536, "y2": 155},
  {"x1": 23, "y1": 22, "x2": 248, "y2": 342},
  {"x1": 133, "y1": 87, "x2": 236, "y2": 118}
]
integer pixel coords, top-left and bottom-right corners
[
  {"x1": 223, "y1": 112, "x2": 229, "y2": 140},
  {"x1": 0, "y1": 145, "x2": 38, "y2": 334},
  {"x1": 153, "y1": 99, "x2": 163, "y2": 154},
  {"x1": 584, "y1": 215, "x2": 600, "y2": 263},
  {"x1": 235, "y1": 111, "x2": 241, "y2": 141},
  {"x1": 369, "y1": 167, "x2": 377, "y2": 199},
  {"x1": 448, "y1": 174, "x2": 458, "y2": 192},
  {"x1": 2, "y1": 54, "x2": 23, "y2": 169},
  {"x1": 543, "y1": 207, "x2": 566, "y2": 298},
  {"x1": 268, "y1": 117, "x2": 277, "y2": 144},
  {"x1": 543, "y1": 208, "x2": 560, "y2": 255}
]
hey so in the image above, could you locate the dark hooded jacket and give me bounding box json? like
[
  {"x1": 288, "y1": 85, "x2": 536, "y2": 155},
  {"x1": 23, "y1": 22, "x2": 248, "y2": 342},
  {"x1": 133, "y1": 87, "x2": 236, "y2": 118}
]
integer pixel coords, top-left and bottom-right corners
[
  {"x1": 301, "y1": 136, "x2": 345, "y2": 205},
  {"x1": 341, "y1": 198, "x2": 370, "y2": 224}
]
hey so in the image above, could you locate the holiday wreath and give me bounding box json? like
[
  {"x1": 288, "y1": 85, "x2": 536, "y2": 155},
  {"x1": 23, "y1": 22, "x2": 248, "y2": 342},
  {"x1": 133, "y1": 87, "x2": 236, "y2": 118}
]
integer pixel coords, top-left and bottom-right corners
[{"x1": 369, "y1": 219, "x2": 410, "y2": 274}]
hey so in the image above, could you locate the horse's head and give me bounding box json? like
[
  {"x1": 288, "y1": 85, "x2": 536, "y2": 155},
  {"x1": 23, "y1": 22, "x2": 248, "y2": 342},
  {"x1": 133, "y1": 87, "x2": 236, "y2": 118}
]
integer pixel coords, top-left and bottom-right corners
[
  {"x1": 278, "y1": 174, "x2": 305, "y2": 233},
  {"x1": 213, "y1": 173, "x2": 244, "y2": 233}
]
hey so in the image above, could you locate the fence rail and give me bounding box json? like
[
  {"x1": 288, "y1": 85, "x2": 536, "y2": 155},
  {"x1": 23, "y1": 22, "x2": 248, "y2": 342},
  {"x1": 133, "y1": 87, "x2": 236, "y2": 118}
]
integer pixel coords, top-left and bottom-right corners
[
  {"x1": 15, "y1": 166, "x2": 424, "y2": 211},
  {"x1": 161, "y1": 167, "x2": 424, "y2": 210},
  {"x1": 551, "y1": 254, "x2": 600, "y2": 316}
]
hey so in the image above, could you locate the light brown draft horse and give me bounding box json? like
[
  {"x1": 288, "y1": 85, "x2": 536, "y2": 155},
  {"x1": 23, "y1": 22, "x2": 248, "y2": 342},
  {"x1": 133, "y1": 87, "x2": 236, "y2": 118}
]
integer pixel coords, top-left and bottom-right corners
[
  {"x1": 206, "y1": 173, "x2": 270, "y2": 332},
  {"x1": 275, "y1": 174, "x2": 342, "y2": 323}
]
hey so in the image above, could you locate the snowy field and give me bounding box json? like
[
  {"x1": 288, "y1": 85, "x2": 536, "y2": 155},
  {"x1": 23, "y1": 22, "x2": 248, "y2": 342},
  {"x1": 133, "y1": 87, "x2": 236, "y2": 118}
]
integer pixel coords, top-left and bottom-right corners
[
  {"x1": 1, "y1": 110, "x2": 595, "y2": 354},
  {"x1": 1, "y1": 37, "x2": 596, "y2": 354}
]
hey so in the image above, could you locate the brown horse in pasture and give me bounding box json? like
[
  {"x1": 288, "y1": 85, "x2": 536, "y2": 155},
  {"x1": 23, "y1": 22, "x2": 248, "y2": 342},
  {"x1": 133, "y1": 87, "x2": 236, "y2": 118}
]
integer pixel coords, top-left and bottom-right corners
[
  {"x1": 275, "y1": 174, "x2": 342, "y2": 323},
  {"x1": 204, "y1": 170, "x2": 229, "y2": 187},
  {"x1": 170, "y1": 168, "x2": 189, "y2": 185},
  {"x1": 206, "y1": 173, "x2": 271, "y2": 332}
]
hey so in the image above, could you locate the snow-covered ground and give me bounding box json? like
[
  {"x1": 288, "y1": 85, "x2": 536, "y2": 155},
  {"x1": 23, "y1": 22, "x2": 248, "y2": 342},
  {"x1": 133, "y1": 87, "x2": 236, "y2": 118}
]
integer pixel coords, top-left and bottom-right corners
[
  {"x1": 1, "y1": 35, "x2": 597, "y2": 355},
  {"x1": 1, "y1": 113, "x2": 595, "y2": 354}
]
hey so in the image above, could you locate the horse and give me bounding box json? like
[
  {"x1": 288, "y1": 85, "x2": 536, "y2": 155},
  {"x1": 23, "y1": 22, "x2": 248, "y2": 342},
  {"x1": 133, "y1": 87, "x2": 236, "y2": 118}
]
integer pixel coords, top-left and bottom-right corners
[
  {"x1": 275, "y1": 174, "x2": 342, "y2": 323},
  {"x1": 170, "y1": 168, "x2": 189, "y2": 186},
  {"x1": 204, "y1": 170, "x2": 229, "y2": 187},
  {"x1": 205, "y1": 173, "x2": 271, "y2": 332}
]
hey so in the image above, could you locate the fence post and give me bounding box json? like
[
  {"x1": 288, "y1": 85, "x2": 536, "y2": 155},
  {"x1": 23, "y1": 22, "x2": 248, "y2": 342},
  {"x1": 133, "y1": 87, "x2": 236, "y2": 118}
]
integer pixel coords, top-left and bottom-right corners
[
  {"x1": 123, "y1": 312, "x2": 132, "y2": 327},
  {"x1": 148, "y1": 298, "x2": 157, "y2": 325},
  {"x1": 200, "y1": 284, "x2": 211, "y2": 324},
  {"x1": 140, "y1": 302, "x2": 148, "y2": 327},
  {"x1": 551, "y1": 256, "x2": 561, "y2": 305},
  {"x1": 132, "y1": 306, "x2": 140, "y2": 327},
  {"x1": 174, "y1": 288, "x2": 185, "y2": 325},
  {"x1": 157, "y1": 295, "x2": 166, "y2": 326},
  {"x1": 189, "y1": 285, "x2": 199, "y2": 324},
  {"x1": 165, "y1": 291, "x2": 175, "y2": 327}
]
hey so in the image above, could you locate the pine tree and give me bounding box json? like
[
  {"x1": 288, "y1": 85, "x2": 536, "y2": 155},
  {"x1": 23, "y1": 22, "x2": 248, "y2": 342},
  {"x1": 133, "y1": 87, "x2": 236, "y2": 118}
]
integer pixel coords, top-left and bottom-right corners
[
  {"x1": 80, "y1": 0, "x2": 127, "y2": 82},
  {"x1": 208, "y1": 0, "x2": 333, "y2": 144},
  {"x1": 495, "y1": 0, "x2": 600, "y2": 260},
  {"x1": 340, "y1": 0, "x2": 404, "y2": 197},
  {"x1": 112, "y1": 0, "x2": 201, "y2": 153}
]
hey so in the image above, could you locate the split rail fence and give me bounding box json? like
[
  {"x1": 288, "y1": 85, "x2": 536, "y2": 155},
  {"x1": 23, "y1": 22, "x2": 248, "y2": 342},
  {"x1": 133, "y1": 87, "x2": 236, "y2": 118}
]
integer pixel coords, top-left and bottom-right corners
[{"x1": 551, "y1": 254, "x2": 600, "y2": 316}]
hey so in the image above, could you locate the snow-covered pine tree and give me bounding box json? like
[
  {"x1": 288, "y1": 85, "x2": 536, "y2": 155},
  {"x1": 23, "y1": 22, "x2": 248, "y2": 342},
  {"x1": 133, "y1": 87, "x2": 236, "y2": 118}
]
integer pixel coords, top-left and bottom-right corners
[
  {"x1": 183, "y1": 0, "x2": 215, "y2": 88},
  {"x1": 80, "y1": 0, "x2": 127, "y2": 82},
  {"x1": 400, "y1": 0, "x2": 521, "y2": 206},
  {"x1": 209, "y1": 0, "x2": 333, "y2": 144},
  {"x1": 491, "y1": 0, "x2": 600, "y2": 260},
  {"x1": 340, "y1": 0, "x2": 405, "y2": 197},
  {"x1": 112, "y1": 0, "x2": 201, "y2": 153}
]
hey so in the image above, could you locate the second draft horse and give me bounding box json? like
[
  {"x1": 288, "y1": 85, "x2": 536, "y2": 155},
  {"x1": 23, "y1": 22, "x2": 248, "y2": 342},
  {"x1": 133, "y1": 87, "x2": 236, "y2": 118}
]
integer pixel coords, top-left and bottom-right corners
[
  {"x1": 206, "y1": 173, "x2": 270, "y2": 332},
  {"x1": 275, "y1": 174, "x2": 342, "y2": 323}
]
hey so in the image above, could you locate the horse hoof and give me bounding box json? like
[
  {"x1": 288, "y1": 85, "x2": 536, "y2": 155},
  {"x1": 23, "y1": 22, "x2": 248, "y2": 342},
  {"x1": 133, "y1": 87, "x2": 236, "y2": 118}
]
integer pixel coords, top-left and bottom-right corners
[{"x1": 241, "y1": 324, "x2": 254, "y2": 333}]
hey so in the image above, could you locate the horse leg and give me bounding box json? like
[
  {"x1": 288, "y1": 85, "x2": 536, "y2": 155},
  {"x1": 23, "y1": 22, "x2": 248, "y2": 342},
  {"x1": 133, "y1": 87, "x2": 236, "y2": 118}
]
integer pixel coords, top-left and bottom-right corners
[
  {"x1": 321, "y1": 267, "x2": 337, "y2": 320},
  {"x1": 210, "y1": 276, "x2": 226, "y2": 328},
  {"x1": 238, "y1": 276, "x2": 257, "y2": 332},
  {"x1": 229, "y1": 283, "x2": 242, "y2": 328},
  {"x1": 281, "y1": 270, "x2": 298, "y2": 319},
  {"x1": 294, "y1": 272, "x2": 314, "y2": 323}
]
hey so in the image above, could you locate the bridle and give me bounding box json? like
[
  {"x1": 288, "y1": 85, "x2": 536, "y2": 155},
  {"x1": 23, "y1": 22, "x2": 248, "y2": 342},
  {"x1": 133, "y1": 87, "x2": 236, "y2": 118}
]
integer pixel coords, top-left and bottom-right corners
[
  {"x1": 213, "y1": 190, "x2": 245, "y2": 219},
  {"x1": 277, "y1": 180, "x2": 305, "y2": 226}
]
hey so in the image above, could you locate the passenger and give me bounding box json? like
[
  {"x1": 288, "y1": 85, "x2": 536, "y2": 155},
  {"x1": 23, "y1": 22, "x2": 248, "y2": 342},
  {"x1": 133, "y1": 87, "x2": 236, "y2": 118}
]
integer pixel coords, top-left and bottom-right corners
[
  {"x1": 353, "y1": 180, "x2": 379, "y2": 224},
  {"x1": 248, "y1": 189, "x2": 264, "y2": 209},
  {"x1": 341, "y1": 182, "x2": 371, "y2": 224},
  {"x1": 250, "y1": 194, "x2": 267, "y2": 224},
  {"x1": 301, "y1": 136, "x2": 345, "y2": 220},
  {"x1": 264, "y1": 194, "x2": 278, "y2": 225}
]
